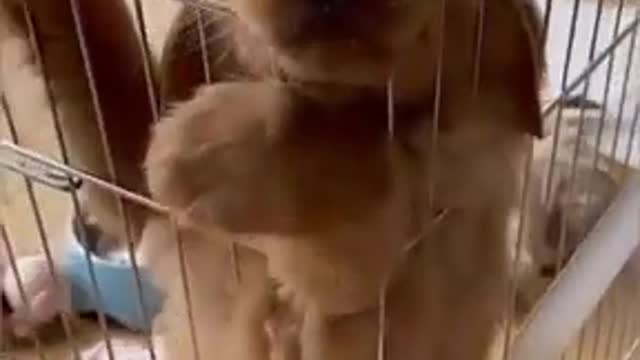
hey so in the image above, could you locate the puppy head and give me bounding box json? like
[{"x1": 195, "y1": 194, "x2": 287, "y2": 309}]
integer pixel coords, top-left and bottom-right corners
[{"x1": 220, "y1": 0, "x2": 440, "y2": 86}]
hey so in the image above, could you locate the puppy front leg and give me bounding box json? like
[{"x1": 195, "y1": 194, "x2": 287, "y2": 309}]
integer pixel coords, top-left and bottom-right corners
[
  {"x1": 299, "y1": 208, "x2": 510, "y2": 360},
  {"x1": 141, "y1": 217, "x2": 271, "y2": 360}
]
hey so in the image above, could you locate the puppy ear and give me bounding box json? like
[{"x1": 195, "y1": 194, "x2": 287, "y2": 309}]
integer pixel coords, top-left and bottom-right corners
[{"x1": 481, "y1": 0, "x2": 546, "y2": 138}]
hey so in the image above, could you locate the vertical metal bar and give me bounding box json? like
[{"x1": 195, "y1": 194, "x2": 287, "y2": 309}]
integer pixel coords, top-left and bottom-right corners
[
  {"x1": 66, "y1": 0, "x2": 126, "y2": 188},
  {"x1": 377, "y1": 282, "x2": 388, "y2": 360},
  {"x1": 614, "y1": 285, "x2": 634, "y2": 360},
  {"x1": 34, "y1": 0, "x2": 129, "y2": 355},
  {"x1": 1, "y1": 87, "x2": 79, "y2": 359},
  {"x1": 0, "y1": 224, "x2": 46, "y2": 360},
  {"x1": 191, "y1": 4, "x2": 241, "y2": 286},
  {"x1": 386, "y1": 75, "x2": 395, "y2": 141},
  {"x1": 609, "y1": 9, "x2": 640, "y2": 164},
  {"x1": 130, "y1": 0, "x2": 161, "y2": 124},
  {"x1": 471, "y1": 0, "x2": 485, "y2": 95},
  {"x1": 19, "y1": 3, "x2": 119, "y2": 358},
  {"x1": 64, "y1": 0, "x2": 159, "y2": 358},
  {"x1": 427, "y1": 0, "x2": 446, "y2": 213},
  {"x1": 196, "y1": 7, "x2": 212, "y2": 85},
  {"x1": 170, "y1": 215, "x2": 201, "y2": 360},
  {"x1": 553, "y1": 0, "x2": 608, "y2": 284},
  {"x1": 541, "y1": 0, "x2": 554, "y2": 47},
  {"x1": 572, "y1": 320, "x2": 589, "y2": 360},
  {"x1": 544, "y1": 0, "x2": 585, "y2": 205},
  {"x1": 628, "y1": 277, "x2": 640, "y2": 360},
  {"x1": 503, "y1": 144, "x2": 535, "y2": 360},
  {"x1": 376, "y1": 72, "x2": 399, "y2": 360},
  {"x1": 125, "y1": 227, "x2": 157, "y2": 360},
  {"x1": 576, "y1": 12, "x2": 633, "y2": 358},
  {"x1": 590, "y1": 301, "x2": 606, "y2": 360},
  {"x1": 623, "y1": 101, "x2": 639, "y2": 169},
  {"x1": 587, "y1": 0, "x2": 627, "y2": 207},
  {"x1": 602, "y1": 285, "x2": 620, "y2": 360}
]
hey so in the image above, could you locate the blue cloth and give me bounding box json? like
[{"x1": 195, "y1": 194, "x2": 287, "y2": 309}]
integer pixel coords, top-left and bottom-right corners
[{"x1": 61, "y1": 240, "x2": 164, "y2": 333}]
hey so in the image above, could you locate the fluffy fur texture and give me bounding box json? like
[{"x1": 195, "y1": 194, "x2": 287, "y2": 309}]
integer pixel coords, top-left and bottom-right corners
[{"x1": 140, "y1": 0, "x2": 546, "y2": 359}]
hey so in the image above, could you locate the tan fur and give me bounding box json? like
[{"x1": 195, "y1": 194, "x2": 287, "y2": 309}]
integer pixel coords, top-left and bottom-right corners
[
  {"x1": 142, "y1": 0, "x2": 545, "y2": 357},
  {"x1": 0, "y1": 0, "x2": 154, "y2": 245}
]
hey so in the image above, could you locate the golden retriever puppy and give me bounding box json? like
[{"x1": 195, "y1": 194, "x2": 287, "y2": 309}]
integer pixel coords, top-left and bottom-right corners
[
  {"x1": 141, "y1": 81, "x2": 419, "y2": 359},
  {"x1": 141, "y1": 0, "x2": 545, "y2": 359},
  {"x1": 0, "y1": 0, "x2": 154, "y2": 248}
]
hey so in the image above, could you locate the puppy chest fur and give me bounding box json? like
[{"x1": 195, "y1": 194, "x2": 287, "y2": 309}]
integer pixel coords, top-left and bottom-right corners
[{"x1": 143, "y1": 79, "x2": 528, "y2": 360}]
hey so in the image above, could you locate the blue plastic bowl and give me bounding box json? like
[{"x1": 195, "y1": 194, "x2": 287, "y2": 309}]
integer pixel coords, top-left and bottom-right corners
[{"x1": 61, "y1": 240, "x2": 164, "y2": 333}]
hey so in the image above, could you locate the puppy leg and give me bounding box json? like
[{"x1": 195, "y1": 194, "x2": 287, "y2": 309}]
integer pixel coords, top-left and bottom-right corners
[
  {"x1": 0, "y1": 0, "x2": 154, "y2": 245},
  {"x1": 299, "y1": 206, "x2": 510, "y2": 360},
  {"x1": 143, "y1": 83, "x2": 295, "y2": 360},
  {"x1": 139, "y1": 218, "x2": 271, "y2": 360}
]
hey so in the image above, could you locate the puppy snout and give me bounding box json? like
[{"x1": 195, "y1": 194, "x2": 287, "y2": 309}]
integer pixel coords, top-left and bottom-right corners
[
  {"x1": 274, "y1": 0, "x2": 388, "y2": 47},
  {"x1": 317, "y1": 0, "x2": 348, "y2": 15},
  {"x1": 298, "y1": 0, "x2": 357, "y2": 39}
]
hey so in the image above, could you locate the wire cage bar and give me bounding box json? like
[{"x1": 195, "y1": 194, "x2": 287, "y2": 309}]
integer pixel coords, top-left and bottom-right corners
[{"x1": 512, "y1": 174, "x2": 640, "y2": 360}]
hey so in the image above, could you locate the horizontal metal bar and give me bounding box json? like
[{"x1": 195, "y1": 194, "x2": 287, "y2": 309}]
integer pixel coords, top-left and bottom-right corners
[
  {"x1": 0, "y1": 148, "x2": 82, "y2": 192},
  {"x1": 0, "y1": 141, "x2": 168, "y2": 214}
]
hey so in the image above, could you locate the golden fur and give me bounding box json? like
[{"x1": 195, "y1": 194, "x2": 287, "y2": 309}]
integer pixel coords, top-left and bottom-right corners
[{"x1": 140, "y1": 0, "x2": 546, "y2": 359}]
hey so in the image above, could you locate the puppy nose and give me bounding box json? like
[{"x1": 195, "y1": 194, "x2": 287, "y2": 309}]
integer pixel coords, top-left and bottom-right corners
[
  {"x1": 301, "y1": 0, "x2": 354, "y2": 37},
  {"x1": 318, "y1": 0, "x2": 348, "y2": 15}
]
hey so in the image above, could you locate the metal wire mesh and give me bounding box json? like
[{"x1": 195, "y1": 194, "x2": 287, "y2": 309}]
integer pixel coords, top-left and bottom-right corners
[{"x1": 0, "y1": 0, "x2": 638, "y2": 358}]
